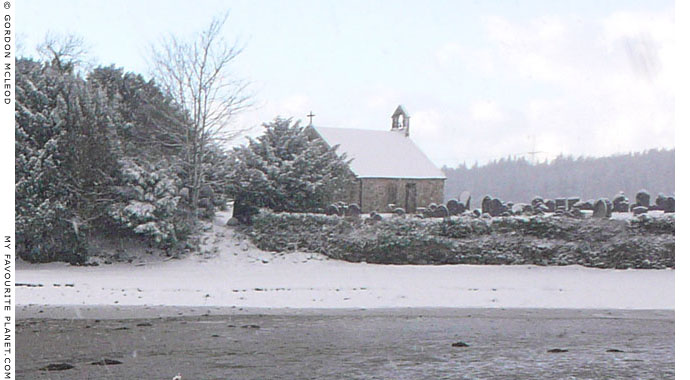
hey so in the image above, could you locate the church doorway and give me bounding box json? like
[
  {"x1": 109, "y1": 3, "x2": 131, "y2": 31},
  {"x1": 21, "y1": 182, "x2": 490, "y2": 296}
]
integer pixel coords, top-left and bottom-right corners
[{"x1": 405, "y1": 183, "x2": 417, "y2": 213}]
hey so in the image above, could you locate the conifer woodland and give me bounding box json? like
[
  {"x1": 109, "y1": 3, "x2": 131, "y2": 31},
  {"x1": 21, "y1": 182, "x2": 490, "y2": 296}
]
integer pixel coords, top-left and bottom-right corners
[{"x1": 443, "y1": 149, "x2": 674, "y2": 204}]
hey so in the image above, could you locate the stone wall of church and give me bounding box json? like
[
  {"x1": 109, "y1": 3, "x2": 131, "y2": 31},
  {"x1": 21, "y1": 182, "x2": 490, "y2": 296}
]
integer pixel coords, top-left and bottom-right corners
[{"x1": 359, "y1": 178, "x2": 445, "y2": 213}]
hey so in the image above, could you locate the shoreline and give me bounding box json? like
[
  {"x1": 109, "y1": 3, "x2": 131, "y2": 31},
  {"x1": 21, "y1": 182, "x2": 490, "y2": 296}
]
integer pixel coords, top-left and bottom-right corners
[{"x1": 17, "y1": 304, "x2": 675, "y2": 320}]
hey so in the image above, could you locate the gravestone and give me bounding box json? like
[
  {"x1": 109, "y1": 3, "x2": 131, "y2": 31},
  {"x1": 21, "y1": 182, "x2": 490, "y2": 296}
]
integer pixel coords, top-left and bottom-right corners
[
  {"x1": 555, "y1": 198, "x2": 567, "y2": 211},
  {"x1": 655, "y1": 193, "x2": 668, "y2": 208},
  {"x1": 664, "y1": 196, "x2": 675, "y2": 213},
  {"x1": 612, "y1": 192, "x2": 629, "y2": 212},
  {"x1": 345, "y1": 204, "x2": 361, "y2": 217},
  {"x1": 369, "y1": 212, "x2": 383, "y2": 221},
  {"x1": 489, "y1": 198, "x2": 504, "y2": 217},
  {"x1": 567, "y1": 198, "x2": 580, "y2": 211},
  {"x1": 605, "y1": 199, "x2": 613, "y2": 217},
  {"x1": 545, "y1": 199, "x2": 556, "y2": 212},
  {"x1": 459, "y1": 191, "x2": 472, "y2": 211},
  {"x1": 573, "y1": 201, "x2": 590, "y2": 211},
  {"x1": 325, "y1": 204, "x2": 340, "y2": 216},
  {"x1": 481, "y1": 196, "x2": 493, "y2": 216},
  {"x1": 592, "y1": 199, "x2": 609, "y2": 218},
  {"x1": 446, "y1": 199, "x2": 461, "y2": 215},
  {"x1": 531, "y1": 196, "x2": 544, "y2": 208},
  {"x1": 636, "y1": 190, "x2": 651, "y2": 208},
  {"x1": 433, "y1": 205, "x2": 450, "y2": 218}
]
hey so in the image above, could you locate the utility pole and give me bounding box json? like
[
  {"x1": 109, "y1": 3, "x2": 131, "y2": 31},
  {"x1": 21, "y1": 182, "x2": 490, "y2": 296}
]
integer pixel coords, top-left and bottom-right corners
[{"x1": 526, "y1": 135, "x2": 544, "y2": 164}]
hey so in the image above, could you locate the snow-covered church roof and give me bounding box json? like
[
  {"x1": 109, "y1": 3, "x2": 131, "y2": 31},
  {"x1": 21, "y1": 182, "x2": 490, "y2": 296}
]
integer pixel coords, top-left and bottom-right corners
[{"x1": 310, "y1": 126, "x2": 446, "y2": 179}]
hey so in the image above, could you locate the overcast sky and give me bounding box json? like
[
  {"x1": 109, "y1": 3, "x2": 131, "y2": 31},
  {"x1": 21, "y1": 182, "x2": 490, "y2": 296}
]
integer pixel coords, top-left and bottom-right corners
[{"x1": 18, "y1": 0, "x2": 675, "y2": 167}]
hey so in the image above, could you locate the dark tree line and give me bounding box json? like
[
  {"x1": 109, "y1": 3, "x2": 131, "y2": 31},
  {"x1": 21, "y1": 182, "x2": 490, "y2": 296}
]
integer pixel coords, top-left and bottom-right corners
[
  {"x1": 443, "y1": 149, "x2": 675, "y2": 204},
  {"x1": 15, "y1": 57, "x2": 211, "y2": 262}
]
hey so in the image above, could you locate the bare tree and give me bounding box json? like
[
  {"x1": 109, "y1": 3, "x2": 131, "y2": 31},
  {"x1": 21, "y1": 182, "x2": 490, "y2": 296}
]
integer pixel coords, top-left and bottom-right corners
[
  {"x1": 36, "y1": 32, "x2": 91, "y2": 73},
  {"x1": 148, "y1": 13, "x2": 251, "y2": 215}
]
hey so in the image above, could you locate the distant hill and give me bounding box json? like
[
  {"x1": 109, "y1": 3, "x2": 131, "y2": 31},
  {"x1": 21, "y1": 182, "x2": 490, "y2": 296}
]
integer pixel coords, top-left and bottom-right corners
[{"x1": 442, "y1": 148, "x2": 675, "y2": 204}]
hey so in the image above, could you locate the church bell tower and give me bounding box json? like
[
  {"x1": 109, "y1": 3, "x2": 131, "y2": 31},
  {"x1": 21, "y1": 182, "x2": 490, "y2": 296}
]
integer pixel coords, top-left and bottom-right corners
[{"x1": 391, "y1": 105, "x2": 410, "y2": 137}]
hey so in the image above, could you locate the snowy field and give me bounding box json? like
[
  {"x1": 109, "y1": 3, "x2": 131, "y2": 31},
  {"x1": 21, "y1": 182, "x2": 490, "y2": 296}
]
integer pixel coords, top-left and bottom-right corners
[{"x1": 16, "y1": 211, "x2": 674, "y2": 310}]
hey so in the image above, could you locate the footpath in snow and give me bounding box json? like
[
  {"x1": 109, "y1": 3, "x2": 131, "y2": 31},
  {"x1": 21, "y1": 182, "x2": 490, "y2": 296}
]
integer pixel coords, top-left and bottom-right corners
[{"x1": 16, "y1": 211, "x2": 674, "y2": 311}]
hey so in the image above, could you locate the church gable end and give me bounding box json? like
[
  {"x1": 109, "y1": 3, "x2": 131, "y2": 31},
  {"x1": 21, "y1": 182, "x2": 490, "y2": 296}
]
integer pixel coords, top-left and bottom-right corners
[{"x1": 310, "y1": 105, "x2": 445, "y2": 213}]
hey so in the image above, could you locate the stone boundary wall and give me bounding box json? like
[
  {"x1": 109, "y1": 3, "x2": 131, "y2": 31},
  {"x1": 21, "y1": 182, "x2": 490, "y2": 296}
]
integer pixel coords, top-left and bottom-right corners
[{"x1": 248, "y1": 211, "x2": 674, "y2": 269}]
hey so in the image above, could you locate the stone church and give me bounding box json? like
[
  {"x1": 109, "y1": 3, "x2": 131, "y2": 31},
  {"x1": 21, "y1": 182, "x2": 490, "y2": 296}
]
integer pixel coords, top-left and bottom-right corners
[{"x1": 308, "y1": 105, "x2": 445, "y2": 213}]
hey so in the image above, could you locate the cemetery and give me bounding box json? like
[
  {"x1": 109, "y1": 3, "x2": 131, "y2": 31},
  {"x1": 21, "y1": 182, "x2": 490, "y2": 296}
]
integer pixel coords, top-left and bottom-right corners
[{"x1": 246, "y1": 189, "x2": 675, "y2": 269}]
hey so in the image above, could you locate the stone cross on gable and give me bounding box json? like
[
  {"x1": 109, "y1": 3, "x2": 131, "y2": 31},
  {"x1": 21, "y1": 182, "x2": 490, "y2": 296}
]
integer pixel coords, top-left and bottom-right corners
[{"x1": 307, "y1": 111, "x2": 315, "y2": 126}]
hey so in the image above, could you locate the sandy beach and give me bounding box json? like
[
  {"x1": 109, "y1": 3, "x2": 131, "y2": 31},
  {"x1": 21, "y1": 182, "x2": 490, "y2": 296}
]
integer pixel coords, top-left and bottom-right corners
[{"x1": 17, "y1": 307, "x2": 674, "y2": 380}]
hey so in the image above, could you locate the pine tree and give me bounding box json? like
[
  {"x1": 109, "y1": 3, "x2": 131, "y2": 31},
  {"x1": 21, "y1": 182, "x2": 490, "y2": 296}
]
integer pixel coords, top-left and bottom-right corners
[{"x1": 228, "y1": 118, "x2": 352, "y2": 220}]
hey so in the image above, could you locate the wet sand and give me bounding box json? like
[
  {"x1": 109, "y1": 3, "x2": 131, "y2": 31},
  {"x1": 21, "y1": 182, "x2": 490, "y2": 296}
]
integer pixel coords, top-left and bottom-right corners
[{"x1": 17, "y1": 306, "x2": 674, "y2": 379}]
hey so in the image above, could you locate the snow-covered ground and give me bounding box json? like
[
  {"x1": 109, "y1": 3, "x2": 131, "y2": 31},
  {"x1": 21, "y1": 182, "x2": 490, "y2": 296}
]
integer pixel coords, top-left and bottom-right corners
[{"x1": 16, "y1": 211, "x2": 674, "y2": 310}]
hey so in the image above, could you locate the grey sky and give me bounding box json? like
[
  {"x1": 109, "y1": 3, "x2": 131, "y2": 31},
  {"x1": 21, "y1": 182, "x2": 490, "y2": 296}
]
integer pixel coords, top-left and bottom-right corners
[{"x1": 18, "y1": 0, "x2": 675, "y2": 167}]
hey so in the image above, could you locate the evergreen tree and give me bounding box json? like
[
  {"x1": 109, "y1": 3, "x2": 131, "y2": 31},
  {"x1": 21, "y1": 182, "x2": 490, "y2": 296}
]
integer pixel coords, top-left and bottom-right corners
[
  {"x1": 15, "y1": 58, "x2": 120, "y2": 262},
  {"x1": 15, "y1": 59, "x2": 216, "y2": 262},
  {"x1": 227, "y1": 118, "x2": 352, "y2": 220},
  {"x1": 87, "y1": 66, "x2": 189, "y2": 160}
]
